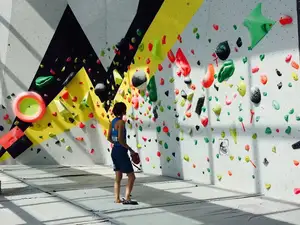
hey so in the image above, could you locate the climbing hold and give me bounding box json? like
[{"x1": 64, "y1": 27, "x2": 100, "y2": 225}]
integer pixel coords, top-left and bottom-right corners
[
  {"x1": 272, "y1": 100, "x2": 280, "y2": 110},
  {"x1": 61, "y1": 90, "x2": 69, "y2": 100},
  {"x1": 285, "y1": 126, "x2": 292, "y2": 135},
  {"x1": 184, "y1": 77, "x2": 192, "y2": 85},
  {"x1": 147, "y1": 76, "x2": 157, "y2": 102},
  {"x1": 212, "y1": 103, "x2": 222, "y2": 116},
  {"x1": 216, "y1": 41, "x2": 231, "y2": 61},
  {"x1": 213, "y1": 24, "x2": 219, "y2": 31},
  {"x1": 181, "y1": 90, "x2": 187, "y2": 99},
  {"x1": 250, "y1": 87, "x2": 261, "y2": 104},
  {"x1": 279, "y1": 15, "x2": 293, "y2": 25},
  {"x1": 94, "y1": 83, "x2": 106, "y2": 97},
  {"x1": 260, "y1": 54, "x2": 265, "y2": 61},
  {"x1": 243, "y1": 3, "x2": 276, "y2": 49},
  {"x1": 260, "y1": 75, "x2": 268, "y2": 85},
  {"x1": 66, "y1": 146, "x2": 72, "y2": 151},
  {"x1": 252, "y1": 67, "x2": 259, "y2": 73},
  {"x1": 187, "y1": 93, "x2": 194, "y2": 102},
  {"x1": 292, "y1": 72, "x2": 298, "y2": 81},
  {"x1": 229, "y1": 127, "x2": 237, "y2": 144},
  {"x1": 13, "y1": 92, "x2": 46, "y2": 123},
  {"x1": 35, "y1": 76, "x2": 54, "y2": 88},
  {"x1": 276, "y1": 69, "x2": 282, "y2": 76},
  {"x1": 195, "y1": 96, "x2": 205, "y2": 116},
  {"x1": 292, "y1": 141, "x2": 300, "y2": 149},
  {"x1": 183, "y1": 155, "x2": 190, "y2": 162},
  {"x1": 175, "y1": 48, "x2": 191, "y2": 76},
  {"x1": 265, "y1": 183, "x2": 271, "y2": 190},
  {"x1": 242, "y1": 57, "x2": 248, "y2": 64},
  {"x1": 201, "y1": 117, "x2": 208, "y2": 127},
  {"x1": 294, "y1": 160, "x2": 299, "y2": 166},
  {"x1": 152, "y1": 39, "x2": 163, "y2": 59},
  {"x1": 265, "y1": 127, "x2": 272, "y2": 134},
  {"x1": 217, "y1": 59, "x2": 235, "y2": 83},
  {"x1": 202, "y1": 64, "x2": 215, "y2": 88},
  {"x1": 294, "y1": 188, "x2": 300, "y2": 195},
  {"x1": 78, "y1": 122, "x2": 85, "y2": 129},
  {"x1": 80, "y1": 92, "x2": 92, "y2": 109},
  {"x1": 292, "y1": 61, "x2": 299, "y2": 70},
  {"x1": 167, "y1": 50, "x2": 176, "y2": 63},
  {"x1": 132, "y1": 70, "x2": 147, "y2": 91},
  {"x1": 236, "y1": 37, "x2": 242, "y2": 47},
  {"x1": 237, "y1": 81, "x2": 246, "y2": 97}
]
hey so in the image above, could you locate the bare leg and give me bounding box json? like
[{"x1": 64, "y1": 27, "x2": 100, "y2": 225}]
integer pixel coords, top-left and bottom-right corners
[
  {"x1": 114, "y1": 171, "x2": 123, "y2": 203},
  {"x1": 125, "y1": 172, "x2": 136, "y2": 200}
]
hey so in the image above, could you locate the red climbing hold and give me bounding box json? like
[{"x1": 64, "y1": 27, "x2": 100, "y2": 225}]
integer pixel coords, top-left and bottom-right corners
[
  {"x1": 177, "y1": 35, "x2": 182, "y2": 43},
  {"x1": 145, "y1": 157, "x2": 150, "y2": 162},
  {"x1": 157, "y1": 151, "x2": 161, "y2": 157},
  {"x1": 52, "y1": 112, "x2": 57, "y2": 117},
  {"x1": 201, "y1": 117, "x2": 208, "y2": 127},
  {"x1": 160, "y1": 78, "x2": 165, "y2": 85},
  {"x1": 148, "y1": 43, "x2": 153, "y2": 51},
  {"x1": 167, "y1": 50, "x2": 176, "y2": 63},
  {"x1": 142, "y1": 136, "x2": 147, "y2": 142},
  {"x1": 96, "y1": 59, "x2": 101, "y2": 64},
  {"x1": 90, "y1": 149, "x2": 95, "y2": 154},
  {"x1": 90, "y1": 124, "x2": 96, "y2": 129},
  {"x1": 72, "y1": 96, "x2": 77, "y2": 102},
  {"x1": 163, "y1": 126, "x2": 169, "y2": 133},
  {"x1": 175, "y1": 48, "x2": 191, "y2": 76},
  {"x1": 158, "y1": 64, "x2": 163, "y2": 71},
  {"x1": 202, "y1": 64, "x2": 215, "y2": 88},
  {"x1": 294, "y1": 188, "x2": 300, "y2": 195},
  {"x1": 279, "y1": 15, "x2": 293, "y2": 25},
  {"x1": 129, "y1": 44, "x2": 134, "y2": 50},
  {"x1": 146, "y1": 58, "x2": 151, "y2": 64},
  {"x1": 50, "y1": 69, "x2": 56, "y2": 75},
  {"x1": 88, "y1": 113, "x2": 94, "y2": 118},
  {"x1": 213, "y1": 24, "x2": 219, "y2": 31},
  {"x1": 3, "y1": 114, "x2": 9, "y2": 120},
  {"x1": 61, "y1": 90, "x2": 69, "y2": 100},
  {"x1": 285, "y1": 54, "x2": 292, "y2": 63},
  {"x1": 76, "y1": 137, "x2": 84, "y2": 141},
  {"x1": 79, "y1": 122, "x2": 85, "y2": 128},
  {"x1": 162, "y1": 35, "x2": 166, "y2": 44}
]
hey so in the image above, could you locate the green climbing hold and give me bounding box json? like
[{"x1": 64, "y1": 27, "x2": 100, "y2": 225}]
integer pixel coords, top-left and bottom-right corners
[
  {"x1": 242, "y1": 57, "x2": 248, "y2": 63},
  {"x1": 35, "y1": 76, "x2": 55, "y2": 88},
  {"x1": 159, "y1": 106, "x2": 164, "y2": 112},
  {"x1": 238, "y1": 156, "x2": 242, "y2": 161},
  {"x1": 216, "y1": 154, "x2": 220, "y2": 159},
  {"x1": 233, "y1": 25, "x2": 237, "y2": 30},
  {"x1": 152, "y1": 39, "x2": 163, "y2": 59},
  {"x1": 196, "y1": 33, "x2": 200, "y2": 39},
  {"x1": 169, "y1": 77, "x2": 175, "y2": 83},
  {"x1": 263, "y1": 92, "x2": 267, "y2": 96},
  {"x1": 243, "y1": 3, "x2": 276, "y2": 49},
  {"x1": 147, "y1": 76, "x2": 158, "y2": 102},
  {"x1": 207, "y1": 168, "x2": 211, "y2": 172},
  {"x1": 221, "y1": 131, "x2": 226, "y2": 138},
  {"x1": 217, "y1": 59, "x2": 235, "y2": 83},
  {"x1": 136, "y1": 29, "x2": 142, "y2": 36},
  {"x1": 284, "y1": 115, "x2": 289, "y2": 122},
  {"x1": 252, "y1": 133, "x2": 257, "y2": 139},
  {"x1": 265, "y1": 127, "x2": 272, "y2": 134},
  {"x1": 259, "y1": 54, "x2": 265, "y2": 61},
  {"x1": 193, "y1": 28, "x2": 198, "y2": 33},
  {"x1": 285, "y1": 126, "x2": 292, "y2": 135},
  {"x1": 296, "y1": 115, "x2": 300, "y2": 121},
  {"x1": 288, "y1": 82, "x2": 292, "y2": 87},
  {"x1": 204, "y1": 137, "x2": 209, "y2": 143},
  {"x1": 164, "y1": 142, "x2": 169, "y2": 149},
  {"x1": 194, "y1": 140, "x2": 198, "y2": 145},
  {"x1": 139, "y1": 126, "x2": 143, "y2": 131},
  {"x1": 138, "y1": 43, "x2": 144, "y2": 52},
  {"x1": 289, "y1": 108, "x2": 295, "y2": 115},
  {"x1": 256, "y1": 116, "x2": 260, "y2": 122},
  {"x1": 272, "y1": 100, "x2": 280, "y2": 110}
]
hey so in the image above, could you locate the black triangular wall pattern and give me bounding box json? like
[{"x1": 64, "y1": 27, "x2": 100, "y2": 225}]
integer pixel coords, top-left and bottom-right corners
[{"x1": 0, "y1": 0, "x2": 165, "y2": 159}]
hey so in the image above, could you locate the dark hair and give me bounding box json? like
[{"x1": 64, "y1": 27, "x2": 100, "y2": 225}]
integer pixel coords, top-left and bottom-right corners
[{"x1": 112, "y1": 102, "x2": 127, "y2": 117}]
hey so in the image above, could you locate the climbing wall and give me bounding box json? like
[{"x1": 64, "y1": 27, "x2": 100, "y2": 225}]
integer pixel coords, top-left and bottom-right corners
[
  {"x1": 1, "y1": 0, "x2": 300, "y2": 203},
  {"x1": 116, "y1": 0, "x2": 300, "y2": 203}
]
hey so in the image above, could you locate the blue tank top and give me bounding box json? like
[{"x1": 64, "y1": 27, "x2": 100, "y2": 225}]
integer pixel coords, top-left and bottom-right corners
[{"x1": 111, "y1": 117, "x2": 126, "y2": 147}]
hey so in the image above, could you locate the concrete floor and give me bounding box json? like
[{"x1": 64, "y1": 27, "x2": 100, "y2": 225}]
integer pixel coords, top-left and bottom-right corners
[{"x1": 0, "y1": 165, "x2": 300, "y2": 225}]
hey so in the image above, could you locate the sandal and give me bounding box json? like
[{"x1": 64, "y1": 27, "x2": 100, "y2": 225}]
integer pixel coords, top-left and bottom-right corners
[{"x1": 122, "y1": 198, "x2": 138, "y2": 205}]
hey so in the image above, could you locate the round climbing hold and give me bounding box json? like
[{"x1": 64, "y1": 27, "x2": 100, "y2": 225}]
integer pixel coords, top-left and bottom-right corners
[
  {"x1": 202, "y1": 64, "x2": 215, "y2": 88},
  {"x1": 13, "y1": 92, "x2": 46, "y2": 123},
  {"x1": 250, "y1": 87, "x2": 261, "y2": 104},
  {"x1": 215, "y1": 41, "x2": 231, "y2": 61},
  {"x1": 94, "y1": 83, "x2": 106, "y2": 97},
  {"x1": 132, "y1": 70, "x2": 147, "y2": 91}
]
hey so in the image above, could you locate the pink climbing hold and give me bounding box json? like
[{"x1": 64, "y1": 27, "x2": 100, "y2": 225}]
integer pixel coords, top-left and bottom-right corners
[
  {"x1": 50, "y1": 69, "x2": 56, "y2": 75},
  {"x1": 285, "y1": 54, "x2": 292, "y2": 63},
  {"x1": 186, "y1": 103, "x2": 192, "y2": 111},
  {"x1": 66, "y1": 57, "x2": 72, "y2": 62},
  {"x1": 225, "y1": 96, "x2": 232, "y2": 105},
  {"x1": 202, "y1": 64, "x2": 215, "y2": 88},
  {"x1": 252, "y1": 67, "x2": 259, "y2": 73},
  {"x1": 294, "y1": 188, "x2": 300, "y2": 195},
  {"x1": 90, "y1": 149, "x2": 95, "y2": 154},
  {"x1": 279, "y1": 15, "x2": 293, "y2": 25},
  {"x1": 250, "y1": 110, "x2": 255, "y2": 124},
  {"x1": 175, "y1": 48, "x2": 191, "y2": 76},
  {"x1": 142, "y1": 136, "x2": 147, "y2": 142}
]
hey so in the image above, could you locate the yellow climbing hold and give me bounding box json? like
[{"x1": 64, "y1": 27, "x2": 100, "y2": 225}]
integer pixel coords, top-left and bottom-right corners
[
  {"x1": 229, "y1": 155, "x2": 235, "y2": 160},
  {"x1": 265, "y1": 183, "x2": 271, "y2": 190},
  {"x1": 213, "y1": 104, "x2": 222, "y2": 116},
  {"x1": 137, "y1": 143, "x2": 142, "y2": 149},
  {"x1": 245, "y1": 156, "x2": 250, "y2": 162},
  {"x1": 183, "y1": 155, "x2": 190, "y2": 162},
  {"x1": 237, "y1": 81, "x2": 246, "y2": 97},
  {"x1": 113, "y1": 69, "x2": 123, "y2": 85},
  {"x1": 292, "y1": 72, "x2": 298, "y2": 81},
  {"x1": 217, "y1": 175, "x2": 222, "y2": 181}
]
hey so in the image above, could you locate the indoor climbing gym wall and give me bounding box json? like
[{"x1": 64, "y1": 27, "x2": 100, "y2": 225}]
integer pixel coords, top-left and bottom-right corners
[{"x1": 0, "y1": 0, "x2": 300, "y2": 203}]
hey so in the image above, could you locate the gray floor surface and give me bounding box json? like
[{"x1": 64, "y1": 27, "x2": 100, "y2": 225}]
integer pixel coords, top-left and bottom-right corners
[{"x1": 0, "y1": 165, "x2": 300, "y2": 225}]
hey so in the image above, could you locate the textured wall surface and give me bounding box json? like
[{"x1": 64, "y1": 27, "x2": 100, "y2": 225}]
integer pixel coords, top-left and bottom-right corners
[{"x1": 0, "y1": 0, "x2": 299, "y2": 203}]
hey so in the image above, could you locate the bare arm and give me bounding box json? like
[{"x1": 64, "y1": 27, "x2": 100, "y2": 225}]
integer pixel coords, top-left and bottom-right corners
[
  {"x1": 117, "y1": 120, "x2": 135, "y2": 154},
  {"x1": 107, "y1": 122, "x2": 113, "y2": 144}
]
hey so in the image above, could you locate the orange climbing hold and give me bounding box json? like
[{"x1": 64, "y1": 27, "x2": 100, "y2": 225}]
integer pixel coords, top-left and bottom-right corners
[
  {"x1": 293, "y1": 160, "x2": 299, "y2": 166},
  {"x1": 245, "y1": 144, "x2": 250, "y2": 151},
  {"x1": 260, "y1": 75, "x2": 268, "y2": 85},
  {"x1": 228, "y1": 171, "x2": 232, "y2": 176},
  {"x1": 202, "y1": 64, "x2": 215, "y2": 88},
  {"x1": 162, "y1": 35, "x2": 166, "y2": 44},
  {"x1": 185, "y1": 111, "x2": 192, "y2": 118},
  {"x1": 291, "y1": 61, "x2": 299, "y2": 70}
]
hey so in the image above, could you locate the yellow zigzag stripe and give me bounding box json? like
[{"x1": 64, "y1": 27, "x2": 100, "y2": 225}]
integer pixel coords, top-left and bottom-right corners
[
  {"x1": 1, "y1": 0, "x2": 204, "y2": 160},
  {"x1": 110, "y1": 0, "x2": 204, "y2": 115}
]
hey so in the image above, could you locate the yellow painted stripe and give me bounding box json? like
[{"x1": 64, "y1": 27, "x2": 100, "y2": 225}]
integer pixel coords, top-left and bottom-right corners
[
  {"x1": 109, "y1": 0, "x2": 204, "y2": 115},
  {"x1": 0, "y1": 151, "x2": 12, "y2": 162}
]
